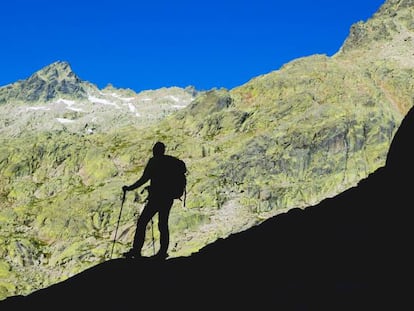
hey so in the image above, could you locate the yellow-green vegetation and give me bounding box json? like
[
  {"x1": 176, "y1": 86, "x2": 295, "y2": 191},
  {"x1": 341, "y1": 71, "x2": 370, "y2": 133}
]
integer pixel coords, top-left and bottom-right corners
[{"x1": 1, "y1": 0, "x2": 414, "y2": 301}]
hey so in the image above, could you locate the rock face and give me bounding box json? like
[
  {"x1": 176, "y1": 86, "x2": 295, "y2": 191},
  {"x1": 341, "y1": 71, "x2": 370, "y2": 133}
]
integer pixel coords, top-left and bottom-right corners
[
  {"x1": 340, "y1": 0, "x2": 414, "y2": 68},
  {"x1": 0, "y1": 0, "x2": 413, "y2": 301},
  {"x1": 0, "y1": 61, "x2": 88, "y2": 103}
]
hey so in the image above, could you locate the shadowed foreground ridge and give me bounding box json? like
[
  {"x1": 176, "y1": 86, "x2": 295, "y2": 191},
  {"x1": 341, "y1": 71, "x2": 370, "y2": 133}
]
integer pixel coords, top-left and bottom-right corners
[{"x1": 2, "y1": 109, "x2": 412, "y2": 310}]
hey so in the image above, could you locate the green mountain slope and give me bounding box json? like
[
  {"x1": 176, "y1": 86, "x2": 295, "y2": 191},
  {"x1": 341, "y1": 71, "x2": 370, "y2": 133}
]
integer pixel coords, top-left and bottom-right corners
[{"x1": 0, "y1": 0, "x2": 413, "y2": 300}]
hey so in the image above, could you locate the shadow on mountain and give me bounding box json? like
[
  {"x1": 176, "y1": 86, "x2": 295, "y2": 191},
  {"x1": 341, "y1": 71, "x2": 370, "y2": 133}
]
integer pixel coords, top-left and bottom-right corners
[{"x1": 2, "y1": 108, "x2": 412, "y2": 310}]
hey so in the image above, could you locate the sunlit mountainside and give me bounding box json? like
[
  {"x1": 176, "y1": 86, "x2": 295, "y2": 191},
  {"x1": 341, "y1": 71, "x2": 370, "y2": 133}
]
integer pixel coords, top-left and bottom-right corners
[{"x1": 0, "y1": 0, "x2": 413, "y2": 300}]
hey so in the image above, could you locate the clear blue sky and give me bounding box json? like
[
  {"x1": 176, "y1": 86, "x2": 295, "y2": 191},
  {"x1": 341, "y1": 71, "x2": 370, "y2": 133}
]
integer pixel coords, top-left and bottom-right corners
[{"x1": 0, "y1": 0, "x2": 385, "y2": 93}]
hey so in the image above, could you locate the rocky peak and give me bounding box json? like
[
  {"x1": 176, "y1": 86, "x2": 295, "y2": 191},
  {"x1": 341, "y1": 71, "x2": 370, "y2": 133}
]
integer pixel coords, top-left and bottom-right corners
[
  {"x1": 0, "y1": 61, "x2": 90, "y2": 104},
  {"x1": 337, "y1": 0, "x2": 414, "y2": 55},
  {"x1": 377, "y1": 0, "x2": 414, "y2": 13},
  {"x1": 33, "y1": 61, "x2": 80, "y2": 83}
]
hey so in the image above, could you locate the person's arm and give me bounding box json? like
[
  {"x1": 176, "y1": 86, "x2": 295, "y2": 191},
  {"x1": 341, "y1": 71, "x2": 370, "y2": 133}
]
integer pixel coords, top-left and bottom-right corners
[{"x1": 122, "y1": 159, "x2": 152, "y2": 192}]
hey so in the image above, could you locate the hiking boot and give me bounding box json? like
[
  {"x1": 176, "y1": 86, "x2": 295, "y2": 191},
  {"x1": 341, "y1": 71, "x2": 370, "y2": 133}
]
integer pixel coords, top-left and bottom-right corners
[
  {"x1": 122, "y1": 249, "x2": 142, "y2": 259},
  {"x1": 152, "y1": 252, "x2": 168, "y2": 260}
]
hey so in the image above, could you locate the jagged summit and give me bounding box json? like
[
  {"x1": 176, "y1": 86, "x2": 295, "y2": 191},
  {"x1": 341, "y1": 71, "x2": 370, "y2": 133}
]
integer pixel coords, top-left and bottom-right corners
[
  {"x1": 379, "y1": 0, "x2": 414, "y2": 12},
  {"x1": 337, "y1": 0, "x2": 414, "y2": 57},
  {"x1": 0, "y1": 61, "x2": 195, "y2": 136},
  {"x1": 33, "y1": 61, "x2": 80, "y2": 83},
  {"x1": 0, "y1": 60, "x2": 90, "y2": 104}
]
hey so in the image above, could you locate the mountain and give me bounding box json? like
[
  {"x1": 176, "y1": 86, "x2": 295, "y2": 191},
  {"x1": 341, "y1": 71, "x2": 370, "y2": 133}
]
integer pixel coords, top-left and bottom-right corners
[
  {"x1": 0, "y1": 61, "x2": 196, "y2": 136},
  {"x1": 0, "y1": 0, "x2": 413, "y2": 301},
  {"x1": 0, "y1": 61, "x2": 88, "y2": 103},
  {"x1": 1, "y1": 90, "x2": 412, "y2": 310}
]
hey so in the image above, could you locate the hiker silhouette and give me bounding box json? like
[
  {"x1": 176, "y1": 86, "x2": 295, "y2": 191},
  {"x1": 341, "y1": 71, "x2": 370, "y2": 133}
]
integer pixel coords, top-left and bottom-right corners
[{"x1": 122, "y1": 141, "x2": 187, "y2": 260}]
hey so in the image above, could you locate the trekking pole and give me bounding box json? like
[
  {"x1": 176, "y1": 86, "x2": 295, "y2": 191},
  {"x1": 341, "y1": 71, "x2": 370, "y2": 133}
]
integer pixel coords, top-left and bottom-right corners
[
  {"x1": 150, "y1": 218, "x2": 155, "y2": 256},
  {"x1": 110, "y1": 189, "x2": 126, "y2": 259}
]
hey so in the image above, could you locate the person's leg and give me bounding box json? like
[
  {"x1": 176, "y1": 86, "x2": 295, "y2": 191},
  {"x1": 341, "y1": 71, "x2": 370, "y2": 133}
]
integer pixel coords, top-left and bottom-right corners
[
  {"x1": 157, "y1": 199, "x2": 173, "y2": 258},
  {"x1": 131, "y1": 201, "x2": 157, "y2": 255}
]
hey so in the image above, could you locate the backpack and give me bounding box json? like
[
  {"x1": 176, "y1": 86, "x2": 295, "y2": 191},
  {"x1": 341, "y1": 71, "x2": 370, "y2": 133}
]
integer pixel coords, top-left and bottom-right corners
[{"x1": 164, "y1": 155, "x2": 187, "y2": 203}]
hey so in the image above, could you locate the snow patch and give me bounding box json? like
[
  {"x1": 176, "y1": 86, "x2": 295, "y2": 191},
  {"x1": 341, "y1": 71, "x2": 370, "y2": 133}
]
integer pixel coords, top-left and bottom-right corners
[
  {"x1": 67, "y1": 106, "x2": 84, "y2": 112},
  {"x1": 55, "y1": 99, "x2": 84, "y2": 112},
  {"x1": 26, "y1": 106, "x2": 50, "y2": 111},
  {"x1": 172, "y1": 105, "x2": 186, "y2": 109},
  {"x1": 165, "y1": 95, "x2": 179, "y2": 102},
  {"x1": 56, "y1": 118, "x2": 75, "y2": 124},
  {"x1": 121, "y1": 97, "x2": 135, "y2": 101},
  {"x1": 88, "y1": 95, "x2": 120, "y2": 108},
  {"x1": 111, "y1": 93, "x2": 135, "y2": 101},
  {"x1": 127, "y1": 103, "x2": 136, "y2": 112},
  {"x1": 57, "y1": 99, "x2": 76, "y2": 106}
]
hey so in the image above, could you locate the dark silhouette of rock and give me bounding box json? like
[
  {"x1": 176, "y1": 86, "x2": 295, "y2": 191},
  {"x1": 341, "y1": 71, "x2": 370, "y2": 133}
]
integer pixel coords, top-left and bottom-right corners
[{"x1": 2, "y1": 107, "x2": 412, "y2": 310}]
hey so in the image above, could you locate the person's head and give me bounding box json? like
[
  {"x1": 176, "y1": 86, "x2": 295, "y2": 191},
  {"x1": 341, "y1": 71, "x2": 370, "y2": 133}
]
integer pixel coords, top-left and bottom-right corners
[{"x1": 152, "y1": 141, "x2": 166, "y2": 157}]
